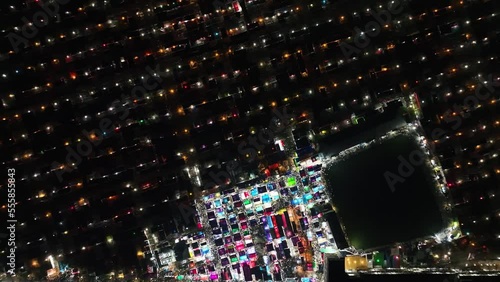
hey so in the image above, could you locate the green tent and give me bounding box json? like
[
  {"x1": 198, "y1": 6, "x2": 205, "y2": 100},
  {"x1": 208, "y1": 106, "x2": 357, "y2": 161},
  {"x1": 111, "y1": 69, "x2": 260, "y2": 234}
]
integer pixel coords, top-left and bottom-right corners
[{"x1": 373, "y1": 252, "x2": 384, "y2": 267}]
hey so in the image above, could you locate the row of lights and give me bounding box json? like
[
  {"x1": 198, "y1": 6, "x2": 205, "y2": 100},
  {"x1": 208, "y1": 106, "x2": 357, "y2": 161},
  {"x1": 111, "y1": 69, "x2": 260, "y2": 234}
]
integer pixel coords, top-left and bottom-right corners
[
  {"x1": 1, "y1": 0, "x2": 492, "y2": 117},
  {"x1": 0, "y1": 0, "x2": 484, "y2": 82},
  {"x1": 2, "y1": 78, "x2": 491, "y2": 170},
  {"x1": 6, "y1": 65, "x2": 496, "y2": 173}
]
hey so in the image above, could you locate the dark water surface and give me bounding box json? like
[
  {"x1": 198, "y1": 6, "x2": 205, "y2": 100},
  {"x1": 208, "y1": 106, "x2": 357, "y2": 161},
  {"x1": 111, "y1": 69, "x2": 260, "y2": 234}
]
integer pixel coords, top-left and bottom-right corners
[{"x1": 325, "y1": 135, "x2": 444, "y2": 249}]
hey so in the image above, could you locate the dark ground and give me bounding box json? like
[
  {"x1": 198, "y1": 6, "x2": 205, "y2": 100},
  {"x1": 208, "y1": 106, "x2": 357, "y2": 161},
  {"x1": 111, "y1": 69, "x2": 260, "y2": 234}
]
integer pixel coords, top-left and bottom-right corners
[{"x1": 325, "y1": 135, "x2": 444, "y2": 249}]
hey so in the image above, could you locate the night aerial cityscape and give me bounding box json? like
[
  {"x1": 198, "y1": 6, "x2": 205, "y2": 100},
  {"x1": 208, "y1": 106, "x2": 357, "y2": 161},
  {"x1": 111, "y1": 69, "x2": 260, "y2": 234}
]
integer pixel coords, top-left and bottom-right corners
[{"x1": 0, "y1": 0, "x2": 499, "y2": 281}]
